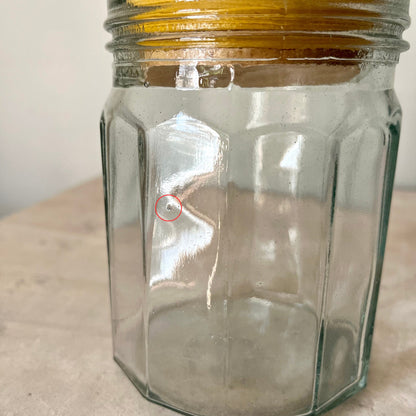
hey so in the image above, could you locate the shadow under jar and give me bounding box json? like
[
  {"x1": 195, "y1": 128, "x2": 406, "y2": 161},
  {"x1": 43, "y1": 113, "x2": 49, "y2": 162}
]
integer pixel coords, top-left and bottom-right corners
[{"x1": 100, "y1": 1, "x2": 410, "y2": 415}]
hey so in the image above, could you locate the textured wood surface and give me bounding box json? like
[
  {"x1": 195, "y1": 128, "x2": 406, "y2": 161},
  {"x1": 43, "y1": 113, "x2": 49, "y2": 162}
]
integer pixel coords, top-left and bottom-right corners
[{"x1": 0, "y1": 179, "x2": 415, "y2": 415}]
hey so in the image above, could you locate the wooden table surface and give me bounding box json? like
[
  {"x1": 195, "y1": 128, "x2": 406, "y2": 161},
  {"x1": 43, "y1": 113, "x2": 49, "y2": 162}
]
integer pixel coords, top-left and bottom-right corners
[{"x1": 1, "y1": 179, "x2": 415, "y2": 416}]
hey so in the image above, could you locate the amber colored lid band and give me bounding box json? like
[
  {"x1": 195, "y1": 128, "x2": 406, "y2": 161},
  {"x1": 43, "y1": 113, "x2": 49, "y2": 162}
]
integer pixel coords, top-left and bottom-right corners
[{"x1": 105, "y1": 0, "x2": 410, "y2": 80}]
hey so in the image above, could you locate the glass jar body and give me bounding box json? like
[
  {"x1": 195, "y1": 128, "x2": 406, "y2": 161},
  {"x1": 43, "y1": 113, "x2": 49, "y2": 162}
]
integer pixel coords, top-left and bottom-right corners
[{"x1": 101, "y1": 64, "x2": 401, "y2": 416}]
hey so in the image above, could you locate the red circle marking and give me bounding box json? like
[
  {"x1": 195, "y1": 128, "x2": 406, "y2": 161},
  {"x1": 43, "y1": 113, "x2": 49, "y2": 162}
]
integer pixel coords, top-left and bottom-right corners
[{"x1": 155, "y1": 195, "x2": 183, "y2": 222}]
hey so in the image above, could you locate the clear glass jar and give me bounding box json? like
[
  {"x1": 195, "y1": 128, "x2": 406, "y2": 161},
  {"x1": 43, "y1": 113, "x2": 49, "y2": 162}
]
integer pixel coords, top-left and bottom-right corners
[{"x1": 100, "y1": 1, "x2": 410, "y2": 415}]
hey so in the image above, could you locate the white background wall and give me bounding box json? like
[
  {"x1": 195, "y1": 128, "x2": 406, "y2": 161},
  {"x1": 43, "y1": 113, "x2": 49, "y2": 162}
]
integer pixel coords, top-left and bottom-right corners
[
  {"x1": 0, "y1": 1, "x2": 111, "y2": 217},
  {"x1": 0, "y1": 1, "x2": 415, "y2": 217}
]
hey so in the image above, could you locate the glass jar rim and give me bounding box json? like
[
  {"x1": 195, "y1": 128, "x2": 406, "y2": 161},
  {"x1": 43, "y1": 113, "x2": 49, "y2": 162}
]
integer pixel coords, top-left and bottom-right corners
[{"x1": 106, "y1": 0, "x2": 410, "y2": 64}]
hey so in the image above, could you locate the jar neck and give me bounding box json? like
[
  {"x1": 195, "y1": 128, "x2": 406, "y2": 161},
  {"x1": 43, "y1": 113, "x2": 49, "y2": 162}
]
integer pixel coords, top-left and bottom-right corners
[{"x1": 106, "y1": 0, "x2": 409, "y2": 87}]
